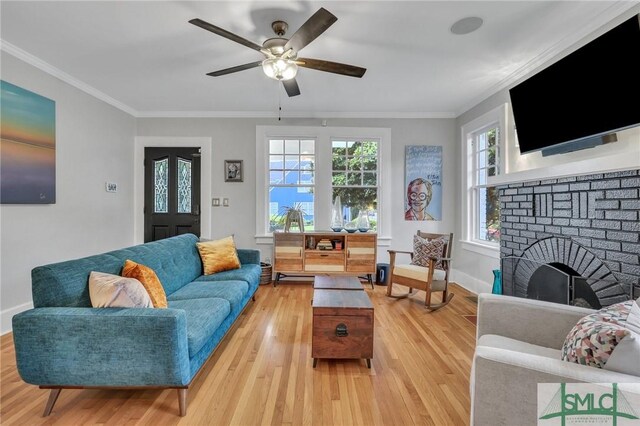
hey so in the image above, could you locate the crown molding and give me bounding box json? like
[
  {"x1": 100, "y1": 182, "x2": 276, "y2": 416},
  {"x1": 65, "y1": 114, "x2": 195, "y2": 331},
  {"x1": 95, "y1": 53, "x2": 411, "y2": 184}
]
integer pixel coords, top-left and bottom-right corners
[
  {"x1": 454, "y1": 2, "x2": 639, "y2": 117},
  {"x1": 0, "y1": 39, "x2": 138, "y2": 117},
  {"x1": 135, "y1": 110, "x2": 456, "y2": 119}
]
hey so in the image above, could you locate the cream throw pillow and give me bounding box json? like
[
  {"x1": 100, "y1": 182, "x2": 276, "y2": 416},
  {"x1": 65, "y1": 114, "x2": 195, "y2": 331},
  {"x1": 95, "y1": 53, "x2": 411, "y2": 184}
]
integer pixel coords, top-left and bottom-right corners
[
  {"x1": 89, "y1": 271, "x2": 152, "y2": 308},
  {"x1": 196, "y1": 236, "x2": 241, "y2": 275}
]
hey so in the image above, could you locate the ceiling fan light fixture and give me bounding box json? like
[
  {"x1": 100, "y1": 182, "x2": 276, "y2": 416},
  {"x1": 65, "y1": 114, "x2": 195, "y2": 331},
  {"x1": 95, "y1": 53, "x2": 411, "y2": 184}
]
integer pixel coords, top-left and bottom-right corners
[{"x1": 262, "y1": 58, "x2": 298, "y2": 81}]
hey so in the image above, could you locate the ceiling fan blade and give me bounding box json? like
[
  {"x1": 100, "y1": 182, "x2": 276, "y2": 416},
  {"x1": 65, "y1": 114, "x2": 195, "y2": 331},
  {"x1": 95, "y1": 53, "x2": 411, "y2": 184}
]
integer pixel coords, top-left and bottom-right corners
[
  {"x1": 206, "y1": 61, "x2": 262, "y2": 77},
  {"x1": 189, "y1": 18, "x2": 263, "y2": 52},
  {"x1": 283, "y1": 79, "x2": 301, "y2": 97},
  {"x1": 297, "y1": 58, "x2": 366, "y2": 78},
  {"x1": 284, "y1": 8, "x2": 337, "y2": 53}
]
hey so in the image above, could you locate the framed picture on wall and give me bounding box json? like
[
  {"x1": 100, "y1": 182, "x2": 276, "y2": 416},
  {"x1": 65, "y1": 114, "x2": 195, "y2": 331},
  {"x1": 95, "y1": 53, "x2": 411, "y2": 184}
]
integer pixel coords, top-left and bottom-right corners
[{"x1": 224, "y1": 160, "x2": 243, "y2": 182}]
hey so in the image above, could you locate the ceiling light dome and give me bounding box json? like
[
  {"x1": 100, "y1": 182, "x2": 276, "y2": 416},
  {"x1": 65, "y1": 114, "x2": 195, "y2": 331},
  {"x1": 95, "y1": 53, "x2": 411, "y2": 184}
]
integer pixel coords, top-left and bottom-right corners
[{"x1": 262, "y1": 58, "x2": 298, "y2": 81}]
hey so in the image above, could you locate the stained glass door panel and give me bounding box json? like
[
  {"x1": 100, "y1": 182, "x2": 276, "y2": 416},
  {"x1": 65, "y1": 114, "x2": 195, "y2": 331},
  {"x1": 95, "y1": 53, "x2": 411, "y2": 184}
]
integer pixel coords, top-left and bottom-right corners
[{"x1": 144, "y1": 147, "x2": 201, "y2": 242}]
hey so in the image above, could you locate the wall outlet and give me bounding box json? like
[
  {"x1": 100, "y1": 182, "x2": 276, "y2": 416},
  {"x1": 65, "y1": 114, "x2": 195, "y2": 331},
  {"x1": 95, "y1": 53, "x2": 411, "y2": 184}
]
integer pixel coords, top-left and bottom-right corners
[
  {"x1": 212, "y1": 198, "x2": 220, "y2": 207},
  {"x1": 105, "y1": 182, "x2": 117, "y2": 193},
  {"x1": 223, "y1": 198, "x2": 229, "y2": 207}
]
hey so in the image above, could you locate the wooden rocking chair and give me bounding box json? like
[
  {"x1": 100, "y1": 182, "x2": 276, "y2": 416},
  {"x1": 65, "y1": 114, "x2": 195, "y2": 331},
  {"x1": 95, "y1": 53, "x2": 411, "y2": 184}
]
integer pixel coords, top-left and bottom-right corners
[{"x1": 387, "y1": 231, "x2": 454, "y2": 310}]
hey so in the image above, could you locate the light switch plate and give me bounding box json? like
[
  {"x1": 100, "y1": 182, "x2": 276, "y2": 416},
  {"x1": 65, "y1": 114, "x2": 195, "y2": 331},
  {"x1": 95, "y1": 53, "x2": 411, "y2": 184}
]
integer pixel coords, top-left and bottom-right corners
[
  {"x1": 105, "y1": 182, "x2": 117, "y2": 193},
  {"x1": 212, "y1": 198, "x2": 220, "y2": 207},
  {"x1": 223, "y1": 198, "x2": 229, "y2": 207}
]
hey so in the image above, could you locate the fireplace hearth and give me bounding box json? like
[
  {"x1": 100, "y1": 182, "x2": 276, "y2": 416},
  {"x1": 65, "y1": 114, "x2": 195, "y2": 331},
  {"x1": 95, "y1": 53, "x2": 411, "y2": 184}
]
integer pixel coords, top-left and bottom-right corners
[{"x1": 498, "y1": 170, "x2": 640, "y2": 306}]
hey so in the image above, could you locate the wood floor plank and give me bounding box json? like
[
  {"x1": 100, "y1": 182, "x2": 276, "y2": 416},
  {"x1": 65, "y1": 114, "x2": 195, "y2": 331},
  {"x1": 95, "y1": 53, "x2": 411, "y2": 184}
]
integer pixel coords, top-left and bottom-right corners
[{"x1": 0, "y1": 283, "x2": 476, "y2": 425}]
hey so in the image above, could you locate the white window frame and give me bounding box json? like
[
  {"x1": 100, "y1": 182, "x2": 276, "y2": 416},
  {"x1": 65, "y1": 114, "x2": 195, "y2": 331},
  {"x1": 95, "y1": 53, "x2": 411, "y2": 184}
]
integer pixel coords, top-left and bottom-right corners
[
  {"x1": 460, "y1": 104, "x2": 508, "y2": 258},
  {"x1": 256, "y1": 126, "x2": 392, "y2": 246}
]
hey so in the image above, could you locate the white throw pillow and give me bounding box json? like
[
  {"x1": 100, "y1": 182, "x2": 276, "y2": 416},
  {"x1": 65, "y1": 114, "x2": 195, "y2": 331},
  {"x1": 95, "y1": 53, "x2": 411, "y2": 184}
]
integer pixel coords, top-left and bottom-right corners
[
  {"x1": 605, "y1": 297, "x2": 640, "y2": 376},
  {"x1": 89, "y1": 271, "x2": 152, "y2": 308}
]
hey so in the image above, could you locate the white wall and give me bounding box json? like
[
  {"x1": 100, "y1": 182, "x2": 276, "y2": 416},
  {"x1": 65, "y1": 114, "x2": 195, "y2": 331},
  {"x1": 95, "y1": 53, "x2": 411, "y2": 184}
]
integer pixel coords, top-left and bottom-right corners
[
  {"x1": 0, "y1": 52, "x2": 136, "y2": 333},
  {"x1": 136, "y1": 117, "x2": 457, "y2": 267}
]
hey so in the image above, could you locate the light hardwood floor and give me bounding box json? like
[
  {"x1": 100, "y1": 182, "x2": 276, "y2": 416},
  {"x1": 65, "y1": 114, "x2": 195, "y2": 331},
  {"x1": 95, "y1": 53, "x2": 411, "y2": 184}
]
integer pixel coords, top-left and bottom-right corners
[{"x1": 0, "y1": 283, "x2": 477, "y2": 425}]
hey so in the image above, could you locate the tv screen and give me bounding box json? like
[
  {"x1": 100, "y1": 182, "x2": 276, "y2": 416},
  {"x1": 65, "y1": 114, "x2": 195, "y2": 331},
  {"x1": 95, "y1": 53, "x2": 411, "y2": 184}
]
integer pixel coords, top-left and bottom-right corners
[{"x1": 509, "y1": 14, "x2": 640, "y2": 154}]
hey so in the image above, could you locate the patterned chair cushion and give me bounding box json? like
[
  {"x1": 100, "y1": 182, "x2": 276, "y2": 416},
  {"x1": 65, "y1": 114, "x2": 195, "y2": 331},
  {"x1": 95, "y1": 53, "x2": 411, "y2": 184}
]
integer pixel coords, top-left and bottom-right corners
[
  {"x1": 411, "y1": 235, "x2": 446, "y2": 270},
  {"x1": 561, "y1": 300, "x2": 640, "y2": 375}
]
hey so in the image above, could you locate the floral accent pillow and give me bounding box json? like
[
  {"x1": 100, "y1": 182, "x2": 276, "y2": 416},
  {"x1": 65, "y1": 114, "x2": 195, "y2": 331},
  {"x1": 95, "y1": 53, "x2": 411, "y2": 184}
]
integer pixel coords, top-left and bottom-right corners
[
  {"x1": 411, "y1": 235, "x2": 446, "y2": 270},
  {"x1": 561, "y1": 300, "x2": 634, "y2": 369}
]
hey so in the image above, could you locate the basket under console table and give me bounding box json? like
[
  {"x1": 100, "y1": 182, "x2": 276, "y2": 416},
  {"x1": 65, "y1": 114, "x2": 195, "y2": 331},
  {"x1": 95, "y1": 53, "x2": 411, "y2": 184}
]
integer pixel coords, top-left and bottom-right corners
[{"x1": 273, "y1": 231, "x2": 377, "y2": 286}]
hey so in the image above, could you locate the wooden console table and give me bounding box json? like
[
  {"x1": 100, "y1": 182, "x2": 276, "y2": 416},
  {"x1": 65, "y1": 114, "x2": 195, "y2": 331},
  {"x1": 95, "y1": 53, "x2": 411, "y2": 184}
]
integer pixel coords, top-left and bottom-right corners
[{"x1": 273, "y1": 231, "x2": 377, "y2": 286}]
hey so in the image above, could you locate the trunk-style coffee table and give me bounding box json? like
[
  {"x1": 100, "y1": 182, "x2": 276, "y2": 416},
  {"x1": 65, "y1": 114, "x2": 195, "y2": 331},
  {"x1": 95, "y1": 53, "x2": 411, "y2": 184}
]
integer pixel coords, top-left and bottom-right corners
[
  {"x1": 313, "y1": 275, "x2": 363, "y2": 290},
  {"x1": 312, "y1": 289, "x2": 374, "y2": 368}
]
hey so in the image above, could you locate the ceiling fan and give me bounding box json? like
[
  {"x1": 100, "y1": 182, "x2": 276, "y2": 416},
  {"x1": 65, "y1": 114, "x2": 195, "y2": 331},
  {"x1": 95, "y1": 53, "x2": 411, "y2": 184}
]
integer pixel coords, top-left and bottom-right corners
[{"x1": 189, "y1": 8, "x2": 366, "y2": 97}]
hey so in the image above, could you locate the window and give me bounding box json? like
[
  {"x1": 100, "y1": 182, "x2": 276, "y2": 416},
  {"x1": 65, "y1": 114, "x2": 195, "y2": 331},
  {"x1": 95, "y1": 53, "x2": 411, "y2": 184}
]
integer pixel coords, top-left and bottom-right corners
[
  {"x1": 461, "y1": 103, "x2": 507, "y2": 252},
  {"x1": 256, "y1": 126, "x2": 392, "y2": 245},
  {"x1": 268, "y1": 138, "x2": 315, "y2": 231},
  {"x1": 331, "y1": 139, "x2": 378, "y2": 230},
  {"x1": 471, "y1": 126, "x2": 500, "y2": 242}
]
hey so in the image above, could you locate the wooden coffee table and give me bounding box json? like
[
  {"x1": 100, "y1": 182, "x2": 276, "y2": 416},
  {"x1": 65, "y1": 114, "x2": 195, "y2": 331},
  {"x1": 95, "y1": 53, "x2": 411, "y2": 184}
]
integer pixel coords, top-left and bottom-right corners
[
  {"x1": 312, "y1": 289, "x2": 374, "y2": 368},
  {"x1": 314, "y1": 275, "x2": 363, "y2": 290}
]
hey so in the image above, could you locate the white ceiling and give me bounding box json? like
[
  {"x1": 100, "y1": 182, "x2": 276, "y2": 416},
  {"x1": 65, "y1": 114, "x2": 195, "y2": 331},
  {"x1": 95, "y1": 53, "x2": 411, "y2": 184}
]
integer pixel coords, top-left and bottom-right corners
[{"x1": 0, "y1": 1, "x2": 636, "y2": 117}]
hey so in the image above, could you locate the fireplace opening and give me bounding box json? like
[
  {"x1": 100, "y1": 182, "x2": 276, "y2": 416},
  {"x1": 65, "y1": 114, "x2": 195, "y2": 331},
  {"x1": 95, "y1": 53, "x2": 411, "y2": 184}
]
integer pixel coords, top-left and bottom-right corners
[
  {"x1": 501, "y1": 237, "x2": 629, "y2": 307},
  {"x1": 527, "y1": 262, "x2": 602, "y2": 309}
]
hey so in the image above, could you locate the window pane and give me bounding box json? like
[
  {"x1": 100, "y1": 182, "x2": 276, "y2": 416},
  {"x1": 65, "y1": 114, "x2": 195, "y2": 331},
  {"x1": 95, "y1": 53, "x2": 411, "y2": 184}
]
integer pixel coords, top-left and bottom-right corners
[
  {"x1": 333, "y1": 172, "x2": 346, "y2": 186},
  {"x1": 270, "y1": 171, "x2": 283, "y2": 184},
  {"x1": 363, "y1": 157, "x2": 377, "y2": 171},
  {"x1": 154, "y1": 158, "x2": 168, "y2": 213},
  {"x1": 347, "y1": 158, "x2": 362, "y2": 171},
  {"x1": 478, "y1": 133, "x2": 487, "y2": 151},
  {"x1": 284, "y1": 171, "x2": 300, "y2": 184},
  {"x1": 270, "y1": 155, "x2": 283, "y2": 170},
  {"x1": 478, "y1": 169, "x2": 486, "y2": 185},
  {"x1": 477, "y1": 186, "x2": 500, "y2": 242},
  {"x1": 270, "y1": 139, "x2": 284, "y2": 154},
  {"x1": 478, "y1": 149, "x2": 486, "y2": 169},
  {"x1": 363, "y1": 172, "x2": 377, "y2": 186},
  {"x1": 332, "y1": 187, "x2": 378, "y2": 231},
  {"x1": 332, "y1": 156, "x2": 346, "y2": 171},
  {"x1": 300, "y1": 140, "x2": 314, "y2": 154},
  {"x1": 285, "y1": 155, "x2": 299, "y2": 169},
  {"x1": 300, "y1": 171, "x2": 314, "y2": 184},
  {"x1": 347, "y1": 141, "x2": 361, "y2": 156},
  {"x1": 300, "y1": 155, "x2": 315, "y2": 170},
  {"x1": 177, "y1": 158, "x2": 192, "y2": 213},
  {"x1": 269, "y1": 186, "x2": 314, "y2": 231},
  {"x1": 347, "y1": 172, "x2": 362, "y2": 185},
  {"x1": 284, "y1": 139, "x2": 299, "y2": 154}
]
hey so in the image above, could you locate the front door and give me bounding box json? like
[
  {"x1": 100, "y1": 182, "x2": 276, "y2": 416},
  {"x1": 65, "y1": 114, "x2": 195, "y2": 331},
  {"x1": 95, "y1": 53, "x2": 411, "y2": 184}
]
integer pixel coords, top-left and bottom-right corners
[{"x1": 144, "y1": 147, "x2": 201, "y2": 242}]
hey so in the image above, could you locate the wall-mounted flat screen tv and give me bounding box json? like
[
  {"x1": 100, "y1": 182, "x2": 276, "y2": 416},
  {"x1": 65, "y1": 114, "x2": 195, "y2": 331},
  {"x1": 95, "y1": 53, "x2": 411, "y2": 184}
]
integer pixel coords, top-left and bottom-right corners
[{"x1": 509, "y1": 14, "x2": 640, "y2": 154}]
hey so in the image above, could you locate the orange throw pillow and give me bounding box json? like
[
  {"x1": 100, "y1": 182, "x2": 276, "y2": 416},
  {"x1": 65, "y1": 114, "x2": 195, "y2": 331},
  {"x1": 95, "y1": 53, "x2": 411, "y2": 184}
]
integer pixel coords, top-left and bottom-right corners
[
  {"x1": 122, "y1": 260, "x2": 168, "y2": 308},
  {"x1": 196, "y1": 236, "x2": 241, "y2": 275}
]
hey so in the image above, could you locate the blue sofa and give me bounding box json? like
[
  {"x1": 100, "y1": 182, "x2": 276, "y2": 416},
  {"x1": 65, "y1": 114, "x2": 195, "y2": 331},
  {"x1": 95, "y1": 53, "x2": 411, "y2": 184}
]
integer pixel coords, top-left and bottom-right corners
[{"x1": 12, "y1": 234, "x2": 260, "y2": 416}]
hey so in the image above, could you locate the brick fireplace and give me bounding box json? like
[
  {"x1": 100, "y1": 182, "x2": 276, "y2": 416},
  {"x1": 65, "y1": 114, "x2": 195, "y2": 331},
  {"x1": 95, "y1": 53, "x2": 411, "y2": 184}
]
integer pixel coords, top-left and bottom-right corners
[{"x1": 498, "y1": 169, "x2": 640, "y2": 307}]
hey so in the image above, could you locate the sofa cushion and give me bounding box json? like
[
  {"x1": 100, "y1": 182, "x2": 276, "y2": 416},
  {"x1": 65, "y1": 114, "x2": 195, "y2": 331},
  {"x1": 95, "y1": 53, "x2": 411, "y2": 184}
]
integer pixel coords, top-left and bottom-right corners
[
  {"x1": 168, "y1": 298, "x2": 230, "y2": 357},
  {"x1": 168, "y1": 280, "x2": 248, "y2": 312},
  {"x1": 478, "y1": 334, "x2": 561, "y2": 359},
  {"x1": 196, "y1": 236, "x2": 241, "y2": 275},
  {"x1": 194, "y1": 264, "x2": 261, "y2": 287},
  {"x1": 122, "y1": 260, "x2": 168, "y2": 308},
  {"x1": 561, "y1": 300, "x2": 635, "y2": 371},
  {"x1": 88, "y1": 272, "x2": 152, "y2": 308}
]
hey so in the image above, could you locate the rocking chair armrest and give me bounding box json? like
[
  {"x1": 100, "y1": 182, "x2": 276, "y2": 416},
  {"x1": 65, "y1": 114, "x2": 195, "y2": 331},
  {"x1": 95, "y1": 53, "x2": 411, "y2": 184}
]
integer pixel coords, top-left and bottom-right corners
[{"x1": 387, "y1": 250, "x2": 414, "y2": 255}]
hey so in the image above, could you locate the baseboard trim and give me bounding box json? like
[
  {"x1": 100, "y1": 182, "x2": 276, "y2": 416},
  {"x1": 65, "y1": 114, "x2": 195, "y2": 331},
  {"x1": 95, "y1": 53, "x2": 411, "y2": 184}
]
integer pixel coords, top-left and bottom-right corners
[
  {"x1": 451, "y1": 269, "x2": 492, "y2": 295},
  {"x1": 1, "y1": 301, "x2": 33, "y2": 335}
]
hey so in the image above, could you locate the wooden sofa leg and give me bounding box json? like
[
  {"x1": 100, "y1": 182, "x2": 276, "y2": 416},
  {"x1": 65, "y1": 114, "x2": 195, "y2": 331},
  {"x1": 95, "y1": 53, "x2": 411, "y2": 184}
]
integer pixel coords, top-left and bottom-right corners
[
  {"x1": 43, "y1": 388, "x2": 62, "y2": 417},
  {"x1": 177, "y1": 388, "x2": 188, "y2": 416}
]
